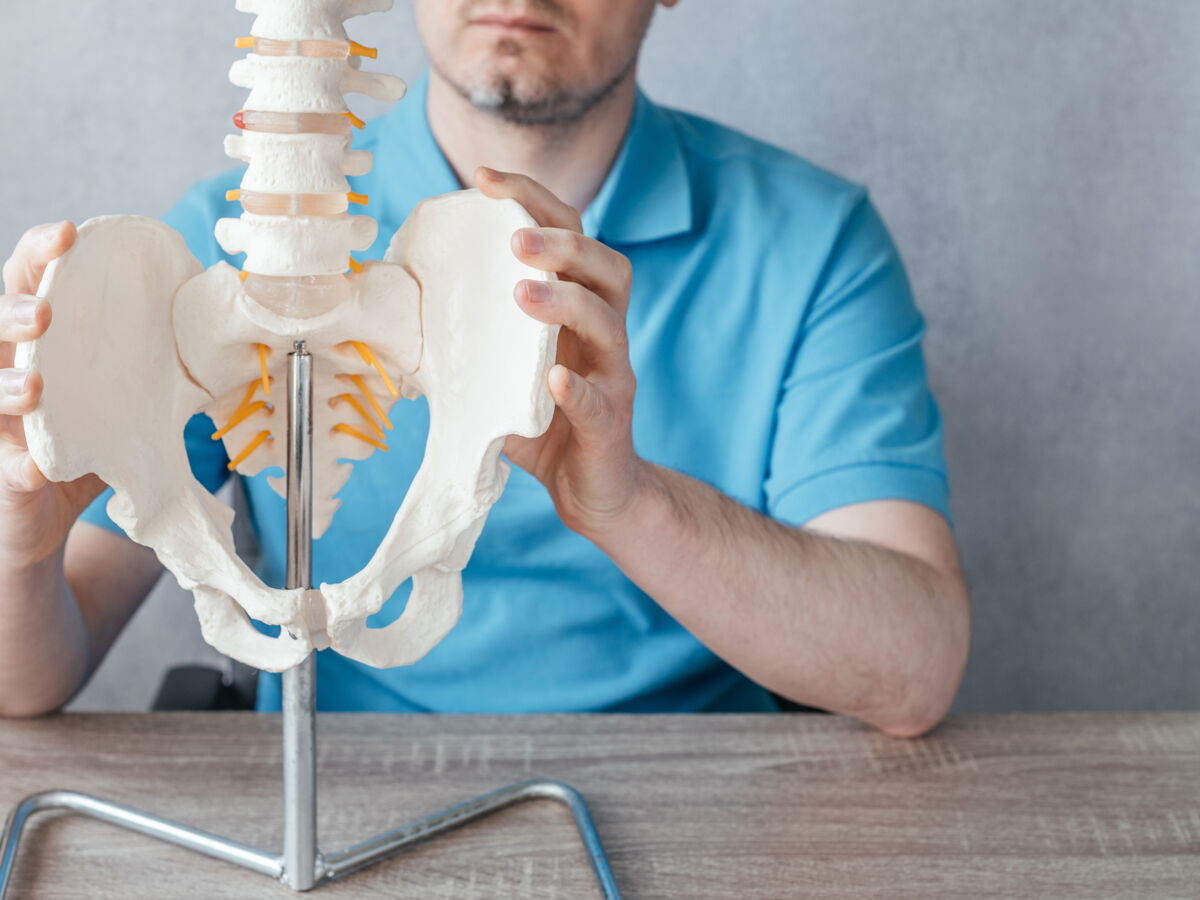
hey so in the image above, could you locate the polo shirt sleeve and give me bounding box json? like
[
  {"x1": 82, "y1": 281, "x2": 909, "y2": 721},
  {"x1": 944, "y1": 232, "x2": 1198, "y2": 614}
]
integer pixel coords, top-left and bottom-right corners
[
  {"x1": 765, "y1": 190, "x2": 950, "y2": 527},
  {"x1": 77, "y1": 181, "x2": 234, "y2": 535}
]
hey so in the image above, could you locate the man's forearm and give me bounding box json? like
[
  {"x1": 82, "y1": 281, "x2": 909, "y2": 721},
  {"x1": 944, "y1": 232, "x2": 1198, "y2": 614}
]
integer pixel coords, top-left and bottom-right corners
[
  {"x1": 0, "y1": 548, "x2": 90, "y2": 717},
  {"x1": 582, "y1": 462, "x2": 970, "y2": 737},
  {"x1": 481, "y1": 171, "x2": 967, "y2": 734}
]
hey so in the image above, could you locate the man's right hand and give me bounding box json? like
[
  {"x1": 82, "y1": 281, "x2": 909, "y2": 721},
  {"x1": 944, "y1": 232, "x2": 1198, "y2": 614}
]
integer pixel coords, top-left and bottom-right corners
[
  {"x1": 0, "y1": 222, "x2": 165, "y2": 718},
  {"x1": 0, "y1": 221, "x2": 106, "y2": 569}
]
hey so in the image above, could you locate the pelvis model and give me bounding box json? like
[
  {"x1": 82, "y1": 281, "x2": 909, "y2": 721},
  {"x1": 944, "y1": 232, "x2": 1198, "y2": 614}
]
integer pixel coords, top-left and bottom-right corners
[{"x1": 16, "y1": 0, "x2": 558, "y2": 673}]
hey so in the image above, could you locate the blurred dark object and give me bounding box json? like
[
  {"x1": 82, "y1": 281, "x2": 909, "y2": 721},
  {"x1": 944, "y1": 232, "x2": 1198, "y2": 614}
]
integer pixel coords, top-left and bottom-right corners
[
  {"x1": 773, "y1": 695, "x2": 830, "y2": 714},
  {"x1": 152, "y1": 663, "x2": 258, "y2": 711}
]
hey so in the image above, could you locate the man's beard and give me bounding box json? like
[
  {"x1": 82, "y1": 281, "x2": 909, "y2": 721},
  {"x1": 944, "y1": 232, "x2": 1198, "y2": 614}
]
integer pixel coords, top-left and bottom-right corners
[
  {"x1": 437, "y1": 0, "x2": 638, "y2": 126},
  {"x1": 443, "y1": 50, "x2": 635, "y2": 127}
]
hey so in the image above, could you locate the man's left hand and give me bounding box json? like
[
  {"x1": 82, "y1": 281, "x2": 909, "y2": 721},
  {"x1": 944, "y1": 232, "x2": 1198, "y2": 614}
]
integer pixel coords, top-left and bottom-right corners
[{"x1": 476, "y1": 167, "x2": 642, "y2": 535}]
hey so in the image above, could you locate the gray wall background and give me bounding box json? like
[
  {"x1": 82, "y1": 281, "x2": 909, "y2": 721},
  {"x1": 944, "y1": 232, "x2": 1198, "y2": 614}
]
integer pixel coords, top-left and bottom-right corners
[{"x1": 0, "y1": 1, "x2": 1195, "y2": 713}]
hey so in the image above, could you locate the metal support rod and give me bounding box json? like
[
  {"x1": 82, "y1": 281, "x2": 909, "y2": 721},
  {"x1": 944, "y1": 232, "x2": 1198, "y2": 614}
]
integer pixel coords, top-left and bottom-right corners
[
  {"x1": 282, "y1": 341, "x2": 319, "y2": 891},
  {"x1": 0, "y1": 791, "x2": 283, "y2": 886},
  {"x1": 319, "y1": 778, "x2": 621, "y2": 898}
]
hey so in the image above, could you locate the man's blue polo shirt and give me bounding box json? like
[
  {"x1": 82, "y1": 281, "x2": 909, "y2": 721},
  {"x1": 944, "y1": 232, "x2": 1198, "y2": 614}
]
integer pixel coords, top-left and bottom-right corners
[{"x1": 83, "y1": 73, "x2": 949, "y2": 713}]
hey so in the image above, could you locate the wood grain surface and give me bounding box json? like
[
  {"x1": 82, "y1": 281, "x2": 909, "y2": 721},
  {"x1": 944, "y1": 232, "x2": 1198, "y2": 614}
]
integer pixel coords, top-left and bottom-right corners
[{"x1": 0, "y1": 712, "x2": 1197, "y2": 898}]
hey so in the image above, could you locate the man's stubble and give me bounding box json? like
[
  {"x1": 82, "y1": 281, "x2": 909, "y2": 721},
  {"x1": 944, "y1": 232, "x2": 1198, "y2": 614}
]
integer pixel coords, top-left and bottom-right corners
[{"x1": 434, "y1": 0, "x2": 639, "y2": 127}]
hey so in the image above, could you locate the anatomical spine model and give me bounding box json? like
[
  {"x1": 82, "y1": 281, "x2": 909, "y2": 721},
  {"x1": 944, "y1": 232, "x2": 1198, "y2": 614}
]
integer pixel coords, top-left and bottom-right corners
[{"x1": 17, "y1": 0, "x2": 558, "y2": 673}]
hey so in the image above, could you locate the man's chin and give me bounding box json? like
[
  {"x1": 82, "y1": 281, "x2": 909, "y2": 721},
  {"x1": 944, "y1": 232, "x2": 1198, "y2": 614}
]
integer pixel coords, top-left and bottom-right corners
[
  {"x1": 460, "y1": 65, "x2": 565, "y2": 112},
  {"x1": 477, "y1": 49, "x2": 561, "y2": 84},
  {"x1": 468, "y1": 90, "x2": 572, "y2": 126},
  {"x1": 439, "y1": 53, "x2": 619, "y2": 127}
]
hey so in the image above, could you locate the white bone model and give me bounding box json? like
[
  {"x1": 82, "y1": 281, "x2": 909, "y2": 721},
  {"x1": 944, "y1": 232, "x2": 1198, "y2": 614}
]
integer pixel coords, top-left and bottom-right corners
[{"x1": 15, "y1": 0, "x2": 559, "y2": 673}]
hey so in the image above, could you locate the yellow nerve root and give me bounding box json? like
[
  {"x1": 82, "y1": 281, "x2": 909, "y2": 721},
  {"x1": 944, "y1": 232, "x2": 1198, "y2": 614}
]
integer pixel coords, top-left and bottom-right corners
[
  {"x1": 212, "y1": 401, "x2": 270, "y2": 441},
  {"x1": 333, "y1": 393, "x2": 385, "y2": 440},
  {"x1": 212, "y1": 382, "x2": 258, "y2": 440},
  {"x1": 347, "y1": 257, "x2": 364, "y2": 274},
  {"x1": 226, "y1": 189, "x2": 241, "y2": 202},
  {"x1": 258, "y1": 343, "x2": 272, "y2": 397},
  {"x1": 228, "y1": 430, "x2": 272, "y2": 470},
  {"x1": 347, "y1": 192, "x2": 369, "y2": 206},
  {"x1": 349, "y1": 41, "x2": 378, "y2": 59},
  {"x1": 333, "y1": 423, "x2": 388, "y2": 452},
  {"x1": 240, "y1": 270, "x2": 250, "y2": 283},
  {"x1": 342, "y1": 374, "x2": 393, "y2": 430},
  {"x1": 212, "y1": 380, "x2": 274, "y2": 441},
  {"x1": 349, "y1": 340, "x2": 399, "y2": 398},
  {"x1": 342, "y1": 111, "x2": 367, "y2": 130},
  {"x1": 235, "y1": 36, "x2": 256, "y2": 49}
]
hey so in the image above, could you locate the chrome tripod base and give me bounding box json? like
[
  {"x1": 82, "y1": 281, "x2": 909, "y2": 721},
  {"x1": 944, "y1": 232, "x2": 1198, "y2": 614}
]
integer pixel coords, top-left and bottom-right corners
[{"x1": 0, "y1": 777, "x2": 621, "y2": 897}]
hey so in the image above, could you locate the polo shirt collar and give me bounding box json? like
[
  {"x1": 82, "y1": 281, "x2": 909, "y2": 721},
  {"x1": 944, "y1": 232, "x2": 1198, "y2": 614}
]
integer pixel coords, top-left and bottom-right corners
[
  {"x1": 582, "y1": 88, "x2": 693, "y2": 245},
  {"x1": 376, "y1": 73, "x2": 693, "y2": 246}
]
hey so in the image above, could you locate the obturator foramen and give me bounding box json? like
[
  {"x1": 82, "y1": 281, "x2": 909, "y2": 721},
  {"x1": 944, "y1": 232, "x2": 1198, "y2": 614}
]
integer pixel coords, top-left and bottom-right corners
[{"x1": 16, "y1": 0, "x2": 560, "y2": 673}]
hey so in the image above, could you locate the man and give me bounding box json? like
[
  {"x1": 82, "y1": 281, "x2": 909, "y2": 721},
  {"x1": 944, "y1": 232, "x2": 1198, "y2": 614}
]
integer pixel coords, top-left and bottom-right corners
[{"x1": 0, "y1": 0, "x2": 968, "y2": 736}]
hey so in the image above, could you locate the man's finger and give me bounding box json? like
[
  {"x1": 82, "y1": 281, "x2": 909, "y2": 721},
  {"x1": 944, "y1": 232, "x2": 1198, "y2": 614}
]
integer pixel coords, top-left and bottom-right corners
[
  {"x1": 0, "y1": 294, "x2": 50, "y2": 371},
  {"x1": 547, "y1": 364, "x2": 609, "y2": 433},
  {"x1": 0, "y1": 369, "x2": 42, "y2": 416},
  {"x1": 2, "y1": 221, "x2": 76, "y2": 296},
  {"x1": 475, "y1": 168, "x2": 583, "y2": 233},
  {"x1": 0, "y1": 440, "x2": 44, "y2": 495},
  {"x1": 0, "y1": 295, "x2": 51, "y2": 346},
  {"x1": 512, "y1": 227, "x2": 632, "y2": 312},
  {"x1": 515, "y1": 279, "x2": 627, "y2": 364}
]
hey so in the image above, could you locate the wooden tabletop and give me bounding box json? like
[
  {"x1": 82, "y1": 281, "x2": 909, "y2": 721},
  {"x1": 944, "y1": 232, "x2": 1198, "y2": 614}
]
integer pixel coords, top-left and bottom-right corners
[{"x1": 0, "y1": 712, "x2": 1197, "y2": 898}]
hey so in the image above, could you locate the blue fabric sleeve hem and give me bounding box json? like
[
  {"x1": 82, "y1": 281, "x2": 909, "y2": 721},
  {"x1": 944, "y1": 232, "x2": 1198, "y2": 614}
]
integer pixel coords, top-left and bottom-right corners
[{"x1": 769, "y1": 461, "x2": 951, "y2": 528}]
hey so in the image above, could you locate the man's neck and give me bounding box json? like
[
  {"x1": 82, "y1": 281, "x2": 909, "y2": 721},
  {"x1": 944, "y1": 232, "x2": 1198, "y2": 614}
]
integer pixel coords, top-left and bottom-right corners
[{"x1": 426, "y1": 69, "x2": 637, "y2": 215}]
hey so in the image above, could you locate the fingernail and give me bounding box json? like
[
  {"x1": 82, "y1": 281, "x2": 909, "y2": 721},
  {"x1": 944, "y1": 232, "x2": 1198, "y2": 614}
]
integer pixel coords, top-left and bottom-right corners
[
  {"x1": 523, "y1": 280, "x2": 550, "y2": 303},
  {"x1": 13, "y1": 300, "x2": 39, "y2": 326},
  {"x1": 2, "y1": 371, "x2": 29, "y2": 395},
  {"x1": 518, "y1": 229, "x2": 545, "y2": 254}
]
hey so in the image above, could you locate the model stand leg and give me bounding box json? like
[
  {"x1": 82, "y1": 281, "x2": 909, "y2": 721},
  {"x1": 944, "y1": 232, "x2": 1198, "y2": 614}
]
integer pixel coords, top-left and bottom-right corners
[{"x1": 0, "y1": 342, "x2": 621, "y2": 898}]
